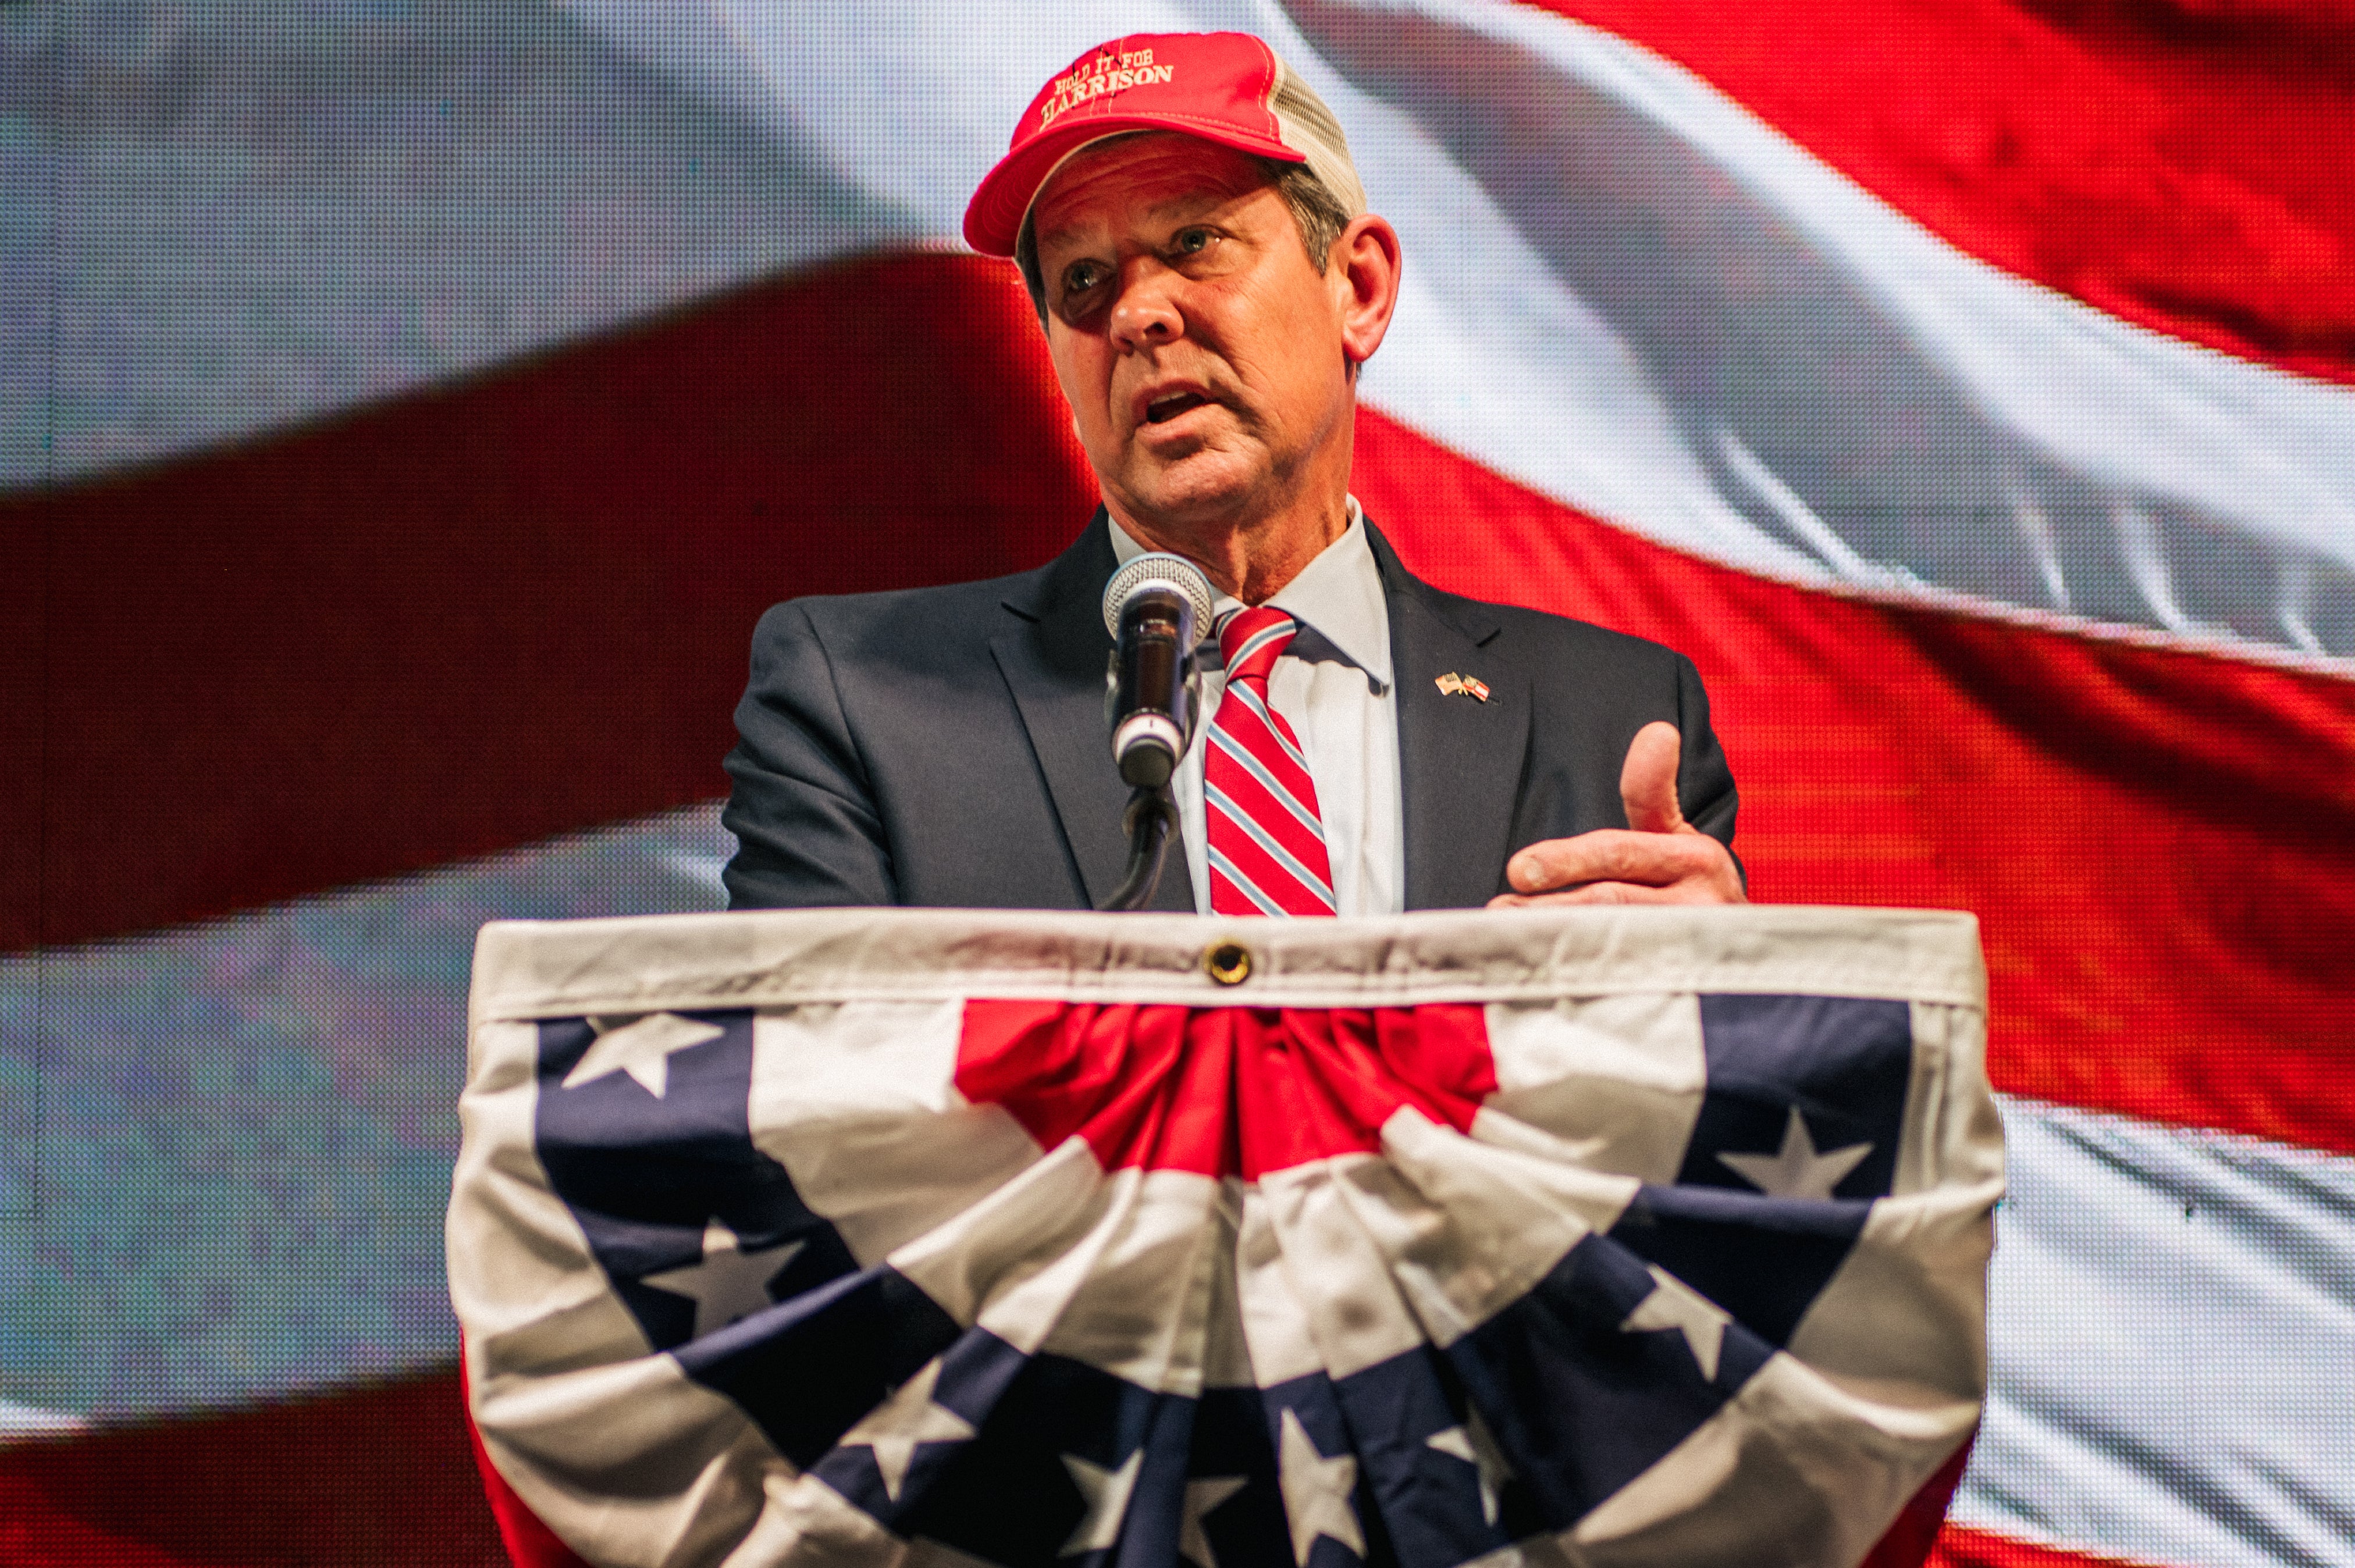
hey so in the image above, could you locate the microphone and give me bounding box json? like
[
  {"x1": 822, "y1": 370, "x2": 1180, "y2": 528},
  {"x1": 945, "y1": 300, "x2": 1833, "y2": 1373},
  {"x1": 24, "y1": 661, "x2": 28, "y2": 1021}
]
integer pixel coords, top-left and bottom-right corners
[{"x1": 1100, "y1": 552, "x2": 1216, "y2": 790}]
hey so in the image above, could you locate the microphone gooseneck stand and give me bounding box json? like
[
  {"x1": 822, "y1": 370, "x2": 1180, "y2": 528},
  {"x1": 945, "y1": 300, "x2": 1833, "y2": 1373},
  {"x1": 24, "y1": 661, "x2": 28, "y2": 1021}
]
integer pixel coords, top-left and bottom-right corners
[{"x1": 1098, "y1": 787, "x2": 1176, "y2": 912}]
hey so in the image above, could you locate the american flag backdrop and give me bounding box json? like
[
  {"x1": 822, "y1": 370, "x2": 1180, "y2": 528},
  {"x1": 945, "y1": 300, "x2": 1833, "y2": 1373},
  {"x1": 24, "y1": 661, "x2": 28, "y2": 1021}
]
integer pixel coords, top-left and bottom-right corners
[{"x1": 2, "y1": 3, "x2": 2352, "y2": 1567}]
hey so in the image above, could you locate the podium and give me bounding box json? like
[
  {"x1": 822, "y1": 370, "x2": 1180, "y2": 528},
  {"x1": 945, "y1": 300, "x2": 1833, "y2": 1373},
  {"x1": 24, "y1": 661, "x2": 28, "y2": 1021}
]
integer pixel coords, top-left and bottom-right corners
[{"x1": 449, "y1": 906, "x2": 1999, "y2": 1568}]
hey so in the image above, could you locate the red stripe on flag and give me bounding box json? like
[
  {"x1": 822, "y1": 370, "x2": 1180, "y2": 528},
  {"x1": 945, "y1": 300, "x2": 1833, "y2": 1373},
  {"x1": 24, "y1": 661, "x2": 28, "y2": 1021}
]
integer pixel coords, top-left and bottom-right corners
[
  {"x1": 1517, "y1": 0, "x2": 2355, "y2": 385},
  {"x1": 0, "y1": 1477, "x2": 202, "y2": 1568},
  {"x1": 1352, "y1": 409, "x2": 2355, "y2": 1156},
  {"x1": 1930, "y1": 1521, "x2": 2175, "y2": 1568},
  {"x1": 0, "y1": 255, "x2": 1090, "y2": 951},
  {"x1": 0, "y1": 1369, "x2": 503, "y2": 1566}
]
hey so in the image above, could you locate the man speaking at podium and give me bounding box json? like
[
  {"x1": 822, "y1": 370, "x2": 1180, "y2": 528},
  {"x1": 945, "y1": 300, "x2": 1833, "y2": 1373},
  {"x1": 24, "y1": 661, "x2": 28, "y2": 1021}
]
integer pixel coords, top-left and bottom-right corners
[{"x1": 723, "y1": 31, "x2": 1745, "y2": 918}]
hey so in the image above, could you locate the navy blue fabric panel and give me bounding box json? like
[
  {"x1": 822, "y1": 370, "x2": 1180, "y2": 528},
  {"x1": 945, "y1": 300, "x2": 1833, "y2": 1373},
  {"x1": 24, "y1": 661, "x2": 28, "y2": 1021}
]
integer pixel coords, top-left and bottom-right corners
[
  {"x1": 811, "y1": 1327, "x2": 1031, "y2": 1533},
  {"x1": 1331, "y1": 1346, "x2": 1524, "y2": 1562},
  {"x1": 1260, "y1": 1373, "x2": 1396, "y2": 1568},
  {"x1": 1104, "y1": 1381, "x2": 1203, "y2": 1568},
  {"x1": 1680, "y1": 994, "x2": 1914, "y2": 1199},
  {"x1": 1447, "y1": 1233, "x2": 1774, "y2": 1528},
  {"x1": 1187, "y1": 1386, "x2": 1291, "y2": 1568},
  {"x1": 532, "y1": 1010, "x2": 857, "y2": 1351},
  {"x1": 1609, "y1": 1184, "x2": 1870, "y2": 1348},
  {"x1": 910, "y1": 1348, "x2": 1185, "y2": 1566},
  {"x1": 797, "y1": 1334, "x2": 1228, "y2": 1567},
  {"x1": 677, "y1": 1263, "x2": 961, "y2": 1468}
]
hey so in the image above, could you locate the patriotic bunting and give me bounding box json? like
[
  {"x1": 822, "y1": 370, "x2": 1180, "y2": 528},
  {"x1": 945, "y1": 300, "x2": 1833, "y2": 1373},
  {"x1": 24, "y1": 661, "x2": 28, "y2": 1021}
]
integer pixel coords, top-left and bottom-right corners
[{"x1": 451, "y1": 906, "x2": 1998, "y2": 1567}]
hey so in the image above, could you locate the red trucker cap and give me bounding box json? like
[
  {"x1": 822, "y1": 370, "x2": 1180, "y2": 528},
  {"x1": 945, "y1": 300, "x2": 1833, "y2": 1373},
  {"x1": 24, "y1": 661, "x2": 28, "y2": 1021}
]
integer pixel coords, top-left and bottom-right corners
[{"x1": 962, "y1": 31, "x2": 1362, "y2": 258}]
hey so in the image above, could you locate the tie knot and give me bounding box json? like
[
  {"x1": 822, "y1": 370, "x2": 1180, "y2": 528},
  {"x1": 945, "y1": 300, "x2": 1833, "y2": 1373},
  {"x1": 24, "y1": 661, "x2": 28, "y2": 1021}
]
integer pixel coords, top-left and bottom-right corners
[{"x1": 1218, "y1": 606, "x2": 1299, "y2": 688}]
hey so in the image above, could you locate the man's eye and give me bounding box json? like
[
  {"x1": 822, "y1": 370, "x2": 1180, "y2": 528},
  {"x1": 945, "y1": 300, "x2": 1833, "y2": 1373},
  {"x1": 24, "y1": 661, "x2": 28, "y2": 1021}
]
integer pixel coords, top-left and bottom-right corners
[
  {"x1": 1173, "y1": 228, "x2": 1212, "y2": 256},
  {"x1": 1062, "y1": 261, "x2": 1107, "y2": 295}
]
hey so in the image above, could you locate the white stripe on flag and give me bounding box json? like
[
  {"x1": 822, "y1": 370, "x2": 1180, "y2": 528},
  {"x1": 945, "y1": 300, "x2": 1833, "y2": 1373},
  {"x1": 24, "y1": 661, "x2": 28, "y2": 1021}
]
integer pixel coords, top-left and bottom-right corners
[
  {"x1": 0, "y1": 803, "x2": 734, "y2": 1424},
  {"x1": 558, "y1": 0, "x2": 2355, "y2": 666},
  {"x1": 1956, "y1": 1097, "x2": 2355, "y2": 1567}
]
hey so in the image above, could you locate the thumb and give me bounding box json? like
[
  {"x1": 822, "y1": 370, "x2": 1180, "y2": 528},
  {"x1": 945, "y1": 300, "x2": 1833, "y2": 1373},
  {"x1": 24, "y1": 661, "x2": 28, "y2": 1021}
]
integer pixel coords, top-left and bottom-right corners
[{"x1": 1620, "y1": 721, "x2": 1688, "y2": 835}]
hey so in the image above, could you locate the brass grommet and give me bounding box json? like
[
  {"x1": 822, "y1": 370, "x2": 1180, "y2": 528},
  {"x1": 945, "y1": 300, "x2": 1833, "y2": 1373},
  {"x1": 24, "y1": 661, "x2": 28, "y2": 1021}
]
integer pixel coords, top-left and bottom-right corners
[{"x1": 1202, "y1": 940, "x2": 1253, "y2": 987}]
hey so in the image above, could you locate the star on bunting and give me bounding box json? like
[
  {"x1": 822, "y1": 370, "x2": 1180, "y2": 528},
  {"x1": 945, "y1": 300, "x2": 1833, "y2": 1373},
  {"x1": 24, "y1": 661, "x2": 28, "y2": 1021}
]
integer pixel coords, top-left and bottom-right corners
[
  {"x1": 1178, "y1": 1476, "x2": 1247, "y2": 1568},
  {"x1": 1717, "y1": 1106, "x2": 1874, "y2": 1200},
  {"x1": 1425, "y1": 1403, "x2": 1513, "y2": 1526},
  {"x1": 839, "y1": 1357, "x2": 976, "y2": 1503},
  {"x1": 1276, "y1": 1407, "x2": 1364, "y2": 1565},
  {"x1": 1061, "y1": 1448, "x2": 1143, "y2": 1555},
  {"x1": 639, "y1": 1220, "x2": 802, "y2": 1340},
  {"x1": 561, "y1": 1012, "x2": 724, "y2": 1099},
  {"x1": 1620, "y1": 1264, "x2": 1734, "y2": 1381}
]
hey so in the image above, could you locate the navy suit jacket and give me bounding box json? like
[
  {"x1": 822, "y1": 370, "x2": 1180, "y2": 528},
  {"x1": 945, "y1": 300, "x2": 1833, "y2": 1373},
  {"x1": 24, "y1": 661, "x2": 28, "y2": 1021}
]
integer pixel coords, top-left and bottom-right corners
[{"x1": 723, "y1": 511, "x2": 1737, "y2": 913}]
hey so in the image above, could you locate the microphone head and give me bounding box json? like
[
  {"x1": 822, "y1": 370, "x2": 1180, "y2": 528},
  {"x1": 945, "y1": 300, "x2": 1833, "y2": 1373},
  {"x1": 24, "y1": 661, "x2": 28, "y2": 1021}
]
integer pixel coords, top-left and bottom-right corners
[{"x1": 1101, "y1": 552, "x2": 1216, "y2": 642}]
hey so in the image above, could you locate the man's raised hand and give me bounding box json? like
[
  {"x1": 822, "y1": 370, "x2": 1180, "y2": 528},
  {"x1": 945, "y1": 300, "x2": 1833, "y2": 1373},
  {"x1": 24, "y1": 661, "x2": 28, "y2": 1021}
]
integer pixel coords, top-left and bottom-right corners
[{"x1": 1487, "y1": 721, "x2": 1746, "y2": 908}]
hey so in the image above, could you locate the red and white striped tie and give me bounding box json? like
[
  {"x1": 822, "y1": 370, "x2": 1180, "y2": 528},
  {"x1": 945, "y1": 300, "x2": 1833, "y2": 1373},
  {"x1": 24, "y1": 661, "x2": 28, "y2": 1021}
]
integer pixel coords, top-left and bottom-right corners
[{"x1": 1205, "y1": 607, "x2": 1337, "y2": 917}]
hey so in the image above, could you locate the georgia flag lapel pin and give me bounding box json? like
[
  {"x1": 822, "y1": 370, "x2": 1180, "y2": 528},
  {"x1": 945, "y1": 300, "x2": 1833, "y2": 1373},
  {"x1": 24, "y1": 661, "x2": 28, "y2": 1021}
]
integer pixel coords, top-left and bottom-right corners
[{"x1": 1435, "y1": 672, "x2": 1490, "y2": 701}]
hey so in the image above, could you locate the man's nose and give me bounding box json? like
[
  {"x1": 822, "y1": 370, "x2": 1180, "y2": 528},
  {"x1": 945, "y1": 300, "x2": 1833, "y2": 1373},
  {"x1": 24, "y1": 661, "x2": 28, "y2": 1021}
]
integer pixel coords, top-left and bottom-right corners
[{"x1": 1107, "y1": 261, "x2": 1183, "y2": 351}]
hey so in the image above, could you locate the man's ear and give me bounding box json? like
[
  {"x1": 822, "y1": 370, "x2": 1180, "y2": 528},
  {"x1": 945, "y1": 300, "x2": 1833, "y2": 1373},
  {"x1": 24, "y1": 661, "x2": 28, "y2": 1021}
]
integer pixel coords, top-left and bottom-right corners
[{"x1": 1334, "y1": 215, "x2": 1403, "y2": 367}]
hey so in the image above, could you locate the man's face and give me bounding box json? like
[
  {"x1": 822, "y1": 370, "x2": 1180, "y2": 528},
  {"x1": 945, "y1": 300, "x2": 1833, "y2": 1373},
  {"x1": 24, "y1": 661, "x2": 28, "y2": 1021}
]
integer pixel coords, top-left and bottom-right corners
[{"x1": 1030, "y1": 134, "x2": 1355, "y2": 532}]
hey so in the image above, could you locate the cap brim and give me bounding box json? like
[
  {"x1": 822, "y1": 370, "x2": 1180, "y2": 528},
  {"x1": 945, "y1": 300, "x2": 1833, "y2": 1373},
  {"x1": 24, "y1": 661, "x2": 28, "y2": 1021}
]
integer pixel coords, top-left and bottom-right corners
[{"x1": 962, "y1": 114, "x2": 1305, "y2": 258}]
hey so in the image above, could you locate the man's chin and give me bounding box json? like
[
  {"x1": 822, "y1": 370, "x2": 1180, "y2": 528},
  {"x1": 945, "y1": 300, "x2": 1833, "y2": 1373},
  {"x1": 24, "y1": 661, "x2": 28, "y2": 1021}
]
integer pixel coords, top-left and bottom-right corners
[{"x1": 1112, "y1": 450, "x2": 1269, "y2": 530}]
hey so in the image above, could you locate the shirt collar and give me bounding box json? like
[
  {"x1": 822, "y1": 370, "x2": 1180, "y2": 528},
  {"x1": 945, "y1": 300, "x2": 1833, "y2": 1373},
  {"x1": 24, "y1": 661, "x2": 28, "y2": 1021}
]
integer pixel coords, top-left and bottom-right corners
[{"x1": 1104, "y1": 498, "x2": 1393, "y2": 690}]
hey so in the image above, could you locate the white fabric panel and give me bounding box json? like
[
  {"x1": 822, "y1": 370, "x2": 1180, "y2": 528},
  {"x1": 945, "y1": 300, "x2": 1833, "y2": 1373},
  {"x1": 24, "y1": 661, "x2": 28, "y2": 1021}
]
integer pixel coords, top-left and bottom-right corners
[
  {"x1": 1891, "y1": 1001, "x2": 2005, "y2": 1201},
  {"x1": 1377, "y1": 1104, "x2": 1634, "y2": 1345},
  {"x1": 1234, "y1": 1184, "x2": 1327, "y2": 1387},
  {"x1": 716, "y1": 1464, "x2": 992, "y2": 1568},
  {"x1": 750, "y1": 1001, "x2": 1043, "y2": 1267},
  {"x1": 884, "y1": 1139, "x2": 1119, "y2": 1343},
  {"x1": 1954, "y1": 1099, "x2": 2355, "y2": 1568},
  {"x1": 1032, "y1": 1171, "x2": 1232, "y2": 1396},
  {"x1": 1751, "y1": 993, "x2": 2007, "y2": 1430},
  {"x1": 1197, "y1": 1179, "x2": 1261, "y2": 1388},
  {"x1": 1785, "y1": 1177, "x2": 2004, "y2": 1411},
  {"x1": 1257, "y1": 1154, "x2": 1440, "y2": 1379},
  {"x1": 1479, "y1": 993, "x2": 1706, "y2": 1185}
]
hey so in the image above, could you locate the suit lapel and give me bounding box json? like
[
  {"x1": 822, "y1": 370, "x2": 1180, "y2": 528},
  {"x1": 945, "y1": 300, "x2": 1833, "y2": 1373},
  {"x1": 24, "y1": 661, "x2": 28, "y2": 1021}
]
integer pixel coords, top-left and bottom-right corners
[
  {"x1": 991, "y1": 514, "x2": 1193, "y2": 913},
  {"x1": 1370, "y1": 524, "x2": 1531, "y2": 910}
]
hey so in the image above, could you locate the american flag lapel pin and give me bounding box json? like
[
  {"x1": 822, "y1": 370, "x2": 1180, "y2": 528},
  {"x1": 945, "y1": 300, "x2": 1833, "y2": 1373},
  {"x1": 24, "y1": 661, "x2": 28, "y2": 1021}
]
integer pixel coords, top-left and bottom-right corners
[{"x1": 1435, "y1": 672, "x2": 1490, "y2": 701}]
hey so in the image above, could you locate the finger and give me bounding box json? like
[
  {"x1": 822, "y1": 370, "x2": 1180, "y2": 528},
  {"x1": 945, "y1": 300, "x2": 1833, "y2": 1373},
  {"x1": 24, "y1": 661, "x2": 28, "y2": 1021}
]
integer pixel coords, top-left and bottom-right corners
[
  {"x1": 1508, "y1": 829, "x2": 1716, "y2": 893},
  {"x1": 1619, "y1": 721, "x2": 1687, "y2": 836}
]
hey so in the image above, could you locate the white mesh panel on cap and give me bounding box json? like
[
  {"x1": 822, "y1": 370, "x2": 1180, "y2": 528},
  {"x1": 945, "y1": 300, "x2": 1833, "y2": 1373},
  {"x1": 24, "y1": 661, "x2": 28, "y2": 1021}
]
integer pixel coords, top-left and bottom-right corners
[{"x1": 1268, "y1": 54, "x2": 1368, "y2": 218}]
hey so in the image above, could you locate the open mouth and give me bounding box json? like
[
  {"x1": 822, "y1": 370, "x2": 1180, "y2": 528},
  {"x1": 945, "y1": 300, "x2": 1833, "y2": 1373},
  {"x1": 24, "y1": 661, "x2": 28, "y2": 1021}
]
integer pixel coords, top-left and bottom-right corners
[{"x1": 1144, "y1": 391, "x2": 1209, "y2": 425}]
